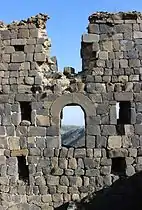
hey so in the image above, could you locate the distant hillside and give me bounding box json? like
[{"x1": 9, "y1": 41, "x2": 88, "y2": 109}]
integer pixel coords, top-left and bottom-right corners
[{"x1": 61, "y1": 125, "x2": 85, "y2": 148}]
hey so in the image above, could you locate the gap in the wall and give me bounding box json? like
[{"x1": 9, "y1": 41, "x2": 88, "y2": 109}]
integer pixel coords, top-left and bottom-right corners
[
  {"x1": 20, "y1": 102, "x2": 31, "y2": 122},
  {"x1": 14, "y1": 45, "x2": 24, "y2": 51},
  {"x1": 116, "y1": 101, "x2": 131, "y2": 135},
  {"x1": 17, "y1": 156, "x2": 29, "y2": 184},
  {"x1": 60, "y1": 105, "x2": 85, "y2": 148},
  {"x1": 111, "y1": 157, "x2": 126, "y2": 175}
]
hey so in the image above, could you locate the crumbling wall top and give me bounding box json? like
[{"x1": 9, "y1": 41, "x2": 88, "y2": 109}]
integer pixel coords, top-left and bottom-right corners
[
  {"x1": 0, "y1": 13, "x2": 49, "y2": 29},
  {"x1": 89, "y1": 11, "x2": 142, "y2": 23}
]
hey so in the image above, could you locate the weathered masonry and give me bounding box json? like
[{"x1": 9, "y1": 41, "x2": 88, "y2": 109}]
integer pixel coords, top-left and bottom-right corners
[{"x1": 0, "y1": 12, "x2": 142, "y2": 209}]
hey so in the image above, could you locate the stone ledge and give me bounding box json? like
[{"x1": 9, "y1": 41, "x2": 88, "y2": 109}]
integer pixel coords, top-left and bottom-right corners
[{"x1": 11, "y1": 149, "x2": 28, "y2": 157}]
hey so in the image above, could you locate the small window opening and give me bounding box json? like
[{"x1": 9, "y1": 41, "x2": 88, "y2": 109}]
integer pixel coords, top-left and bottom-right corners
[
  {"x1": 37, "y1": 61, "x2": 44, "y2": 66},
  {"x1": 60, "y1": 105, "x2": 85, "y2": 148},
  {"x1": 116, "y1": 102, "x2": 131, "y2": 135},
  {"x1": 14, "y1": 45, "x2": 24, "y2": 51},
  {"x1": 17, "y1": 156, "x2": 29, "y2": 184},
  {"x1": 111, "y1": 157, "x2": 126, "y2": 175},
  {"x1": 20, "y1": 102, "x2": 31, "y2": 121}
]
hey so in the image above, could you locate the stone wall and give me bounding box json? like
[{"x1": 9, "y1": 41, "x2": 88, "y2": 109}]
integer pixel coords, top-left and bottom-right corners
[{"x1": 0, "y1": 12, "x2": 142, "y2": 210}]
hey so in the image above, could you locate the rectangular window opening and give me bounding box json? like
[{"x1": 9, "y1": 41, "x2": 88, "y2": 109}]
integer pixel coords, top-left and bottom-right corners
[
  {"x1": 111, "y1": 157, "x2": 126, "y2": 175},
  {"x1": 116, "y1": 101, "x2": 131, "y2": 135},
  {"x1": 14, "y1": 45, "x2": 24, "y2": 51},
  {"x1": 17, "y1": 156, "x2": 29, "y2": 184},
  {"x1": 20, "y1": 102, "x2": 31, "y2": 122}
]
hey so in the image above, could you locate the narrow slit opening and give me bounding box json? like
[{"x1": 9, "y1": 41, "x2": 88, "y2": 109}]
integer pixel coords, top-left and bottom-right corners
[
  {"x1": 14, "y1": 45, "x2": 24, "y2": 51},
  {"x1": 20, "y1": 102, "x2": 31, "y2": 122},
  {"x1": 17, "y1": 156, "x2": 29, "y2": 184},
  {"x1": 116, "y1": 101, "x2": 131, "y2": 135}
]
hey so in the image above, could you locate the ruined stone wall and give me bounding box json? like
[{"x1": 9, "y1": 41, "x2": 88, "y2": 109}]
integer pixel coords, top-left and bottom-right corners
[{"x1": 0, "y1": 12, "x2": 142, "y2": 210}]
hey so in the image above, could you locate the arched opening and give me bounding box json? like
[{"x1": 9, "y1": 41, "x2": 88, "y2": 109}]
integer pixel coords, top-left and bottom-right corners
[{"x1": 60, "y1": 105, "x2": 85, "y2": 148}]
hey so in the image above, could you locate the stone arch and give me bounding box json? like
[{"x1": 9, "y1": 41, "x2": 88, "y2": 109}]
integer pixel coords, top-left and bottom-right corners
[{"x1": 50, "y1": 93, "x2": 96, "y2": 125}]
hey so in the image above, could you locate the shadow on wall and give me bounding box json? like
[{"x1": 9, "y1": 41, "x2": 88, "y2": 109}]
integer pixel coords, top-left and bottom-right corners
[{"x1": 55, "y1": 171, "x2": 142, "y2": 210}]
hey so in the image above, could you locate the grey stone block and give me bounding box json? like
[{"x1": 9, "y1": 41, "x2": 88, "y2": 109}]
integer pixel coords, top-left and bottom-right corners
[
  {"x1": 110, "y1": 105, "x2": 117, "y2": 124},
  {"x1": 84, "y1": 158, "x2": 99, "y2": 169},
  {"x1": 0, "y1": 126, "x2": 6, "y2": 136},
  {"x1": 46, "y1": 175, "x2": 59, "y2": 186},
  {"x1": 88, "y1": 24, "x2": 100, "y2": 34},
  {"x1": 135, "y1": 125, "x2": 142, "y2": 135},
  {"x1": 96, "y1": 136, "x2": 107, "y2": 148},
  {"x1": 86, "y1": 136, "x2": 96, "y2": 148},
  {"x1": 11, "y1": 39, "x2": 26, "y2": 45},
  {"x1": 11, "y1": 52, "x2": 25, "y2": 63},
  {"x1": 86, "y1": 169, "x2": 99, "y2": 176},
  {"x1": 114, "y1": 92, "x2": 133, "y2": 101},
  {"x1": 28, "y1": 127, "x2": 46, "y2": 136},
  {"x1": 74, "y1": 149, "x2": 86, "y2": 158},
  {"x1": 82, "y1": 34, "x2": 99, "y2": 43},
  {"x1": 87, "y1": 125, "x2": 100, "y2": 135},
  {"x1": 100, "y1": 166, "x2": 111, "y2": 175},
  {"x1": 102, "y1": 125, "x2": 116, "y2": 135},
  {"x1": 34, "y1": 53, "x2": 46, "y2": 62},
  {"x1": 44, "y1": 148, "x2": 54, "y2": 157}
]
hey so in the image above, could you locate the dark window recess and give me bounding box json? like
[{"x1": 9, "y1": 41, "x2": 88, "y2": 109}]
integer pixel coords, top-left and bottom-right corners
[
  {"x1": 17, "y1": 156, "x2": 29, "y2": 183},
  {"x1": 14, "y1": 45, "x2": 24, "y2": 51},
  {"x1": 111, "y1": 157, "x2": 126, "y2": 175},
  {"x1": 116, "y1": 101, "x2": 131, "y2": 135},
  {"x1": 20, "y1": 102, "x2": 31, "y2": 121},
  {"x1": 37, "y1": 61, "x2": 44, "y2": 66}
]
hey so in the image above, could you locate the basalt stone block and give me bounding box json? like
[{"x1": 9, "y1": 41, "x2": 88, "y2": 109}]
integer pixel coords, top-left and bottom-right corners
[
  {"x1": 11, "y1": 113, "x2": 21, "y2": 126},
  {"x1": 46, "y1": 175, "x2": 59, "y2": 186},
  {"x1": 34, "y1": 53, "x2": 46, "y2": 62},
  {"x1": 12, "y1": 52, "x2": 25, "y2": 63},
  {"x1": 68, "y1": 158, "x2": 77, "y2": 169},
  {"x1": 96, "y1": 136, "x2": 107, "y2": 148},
  {"x1": 60, "y1": 176, "x2": 69, "y2": 186},
  {"x1": 74, "y1": 149, "x2": 86, "y2": 158},
  {"x1": 59, "y1": 158, "x2": 67, "y2": 169},
  {"x1": 102, "y1": 125, "x2": 117, "y2": 136},
  {"x1": 28, "y1": 127, "x2": 46, "y2": 137},
  {"x1": 88, "y1": 24, "x2": 100, "y2": 34},
  {"x1": 87, "y1": 125, "x2": 100, "y2": 135},
  {"x1": 110, "y1": 105, "x2": 117, "y2": 125},
  {"x1": 69, "y1": 176, "x2": 82, "y2": 187},
  {"x1": 86, "y1": 169, "x2": 99, "y2": 176},
  {"x1": 8, "y1": 137, "x2": 20, "y2": 150},
  {"x1": 94, "y1": 149, "x2": 101, "y2": 158},
  {"x1": 84, "y1": 158, "x2": 99, "y2": 169},
  {"x1": 36, "y1": 115, "x2": 50, "y2": 126},
  {"x1": 82, "y1": 33, "x2": 99, "y2": 43},
  {"x1": 59, "y1": 147, "x2": 68, "y2": 158},
  {"x1": 101, "y1": 158, "x2": 112, "y2": 166},
  {"x1": 114, "y1": 92, "x2": 133, "y2": 101},
  {"x1": 96, "y1": 104, "x2": 109, "y2": 115},
  {"x1": 11, "y1": 39, "x2": 26, "y2": 45},
  {"x1": 36, "y1": 137, "x2": 46, "y2": 148},
  {"x1": 44, "y1": 148, "x2": 54, "y2": 157},
  {"x1": 87, "y1": 116, "x2": 101, "y2": 125},
  {"x1": 103, "y1": 175, "x2": 112, "y2": 186},
  {"x1": 100, "y1": 166, "x2": 111, "y2": 175},
  {"x1": 86, "y1": 136, "x2": 96, "y2": 148},
  {"x1": 108, "y1": 136, "x2": 122, "y2": 149},
  {"x1": 46, "y1": 126, "x2": 59, "y2": 136},
  {"x1": 46, "y1": 136, "x2": 60, "y2": 148},
  {"x1": 135, "y1": 125, "x2": 142, "y2": 135},
  {"x1": 29, "y1": 148, "x2": 40, "y2": 156}
]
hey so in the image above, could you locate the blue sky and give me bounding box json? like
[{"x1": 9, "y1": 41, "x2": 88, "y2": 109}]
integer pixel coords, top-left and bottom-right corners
[{"x1": 1, "y1": 0, "x2": 141, "y2": 125}]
